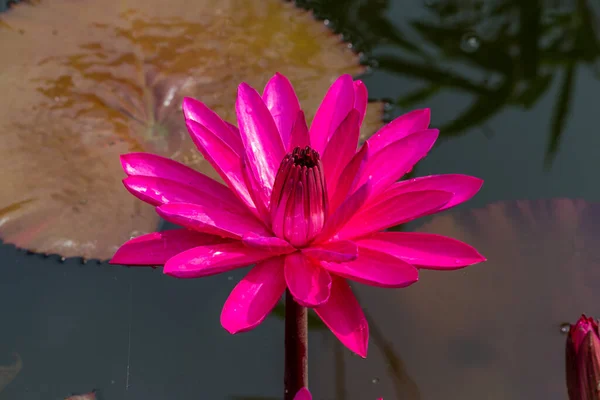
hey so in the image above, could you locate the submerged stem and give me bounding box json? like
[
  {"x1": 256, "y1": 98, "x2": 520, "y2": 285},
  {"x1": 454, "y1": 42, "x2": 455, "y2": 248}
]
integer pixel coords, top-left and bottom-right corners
[{"x1": 284, "y1": 289, "x2": 308, "y2": 400}]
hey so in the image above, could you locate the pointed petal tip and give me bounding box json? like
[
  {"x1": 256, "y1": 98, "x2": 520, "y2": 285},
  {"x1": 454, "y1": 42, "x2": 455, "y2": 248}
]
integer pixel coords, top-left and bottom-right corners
[
  {"x1": 237, "y1": 81, "x2": 253, "y2": 94},
  {"x1": 181, "y1": 96, "x2": 200, "y2": 117},
  {"x1": 294, "y1": 387, "x2": 312, "y2": 400},
  {"x1": 353, "y1": 329, "x2": 369, "y2": 358},
  {"x1": 220, "y1": 316, "x2": 258, "y2": 335}
]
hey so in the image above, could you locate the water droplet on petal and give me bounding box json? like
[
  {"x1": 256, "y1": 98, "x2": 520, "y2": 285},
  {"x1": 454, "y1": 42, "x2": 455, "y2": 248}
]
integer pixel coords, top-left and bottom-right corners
[
  {"x1": 460, "y1": 32, "x2": 480, "y2": 53},
  {"x1": 560, "y1": 322, "x2": 570, "y2": 334},
  {"x1": 371, "y1": 377, "x2": 380, "y2": 384}
]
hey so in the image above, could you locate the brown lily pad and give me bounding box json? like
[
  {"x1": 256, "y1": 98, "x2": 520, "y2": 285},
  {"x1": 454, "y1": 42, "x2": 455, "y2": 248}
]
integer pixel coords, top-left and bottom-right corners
[
  {"x1": 0, "y1": 353, "x2": 22, "y2": 393},
  {"x1": 65, "y1": 390, "x2": 97, "y2": 400},
  {"x1": 356, "y1": 199, "x2": 600, "y2": 399},
  {"x1": 0, "y1": 0, "x2": 384, "y2": 260}
]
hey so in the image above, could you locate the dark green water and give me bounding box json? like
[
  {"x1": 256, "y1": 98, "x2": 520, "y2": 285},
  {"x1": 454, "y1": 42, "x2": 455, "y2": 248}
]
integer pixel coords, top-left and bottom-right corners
[{"x1": 1, "y1": 0, "x2": 600, "y2": 399}]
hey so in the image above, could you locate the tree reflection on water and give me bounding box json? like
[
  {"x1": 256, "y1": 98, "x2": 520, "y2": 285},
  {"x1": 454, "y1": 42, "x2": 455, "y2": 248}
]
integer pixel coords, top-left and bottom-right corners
[{"x1": 297, "y1": 0, "x2": 600, "y2": 165}]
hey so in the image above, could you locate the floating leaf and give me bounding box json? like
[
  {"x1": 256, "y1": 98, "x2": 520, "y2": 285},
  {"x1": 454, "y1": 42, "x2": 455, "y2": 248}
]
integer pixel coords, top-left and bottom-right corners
[
  {"x1": 0, "y1": 353, "x2": 22, "y2": 393},
  {"x1": 0, "y1": 0, "x2": 383, "y2": 260},
  {"x1": 65, "y1": 391, "x2": 97, "y2": 400},
  {"x1": 358, "y1": 199, "x2": 600, "y2": 398}
]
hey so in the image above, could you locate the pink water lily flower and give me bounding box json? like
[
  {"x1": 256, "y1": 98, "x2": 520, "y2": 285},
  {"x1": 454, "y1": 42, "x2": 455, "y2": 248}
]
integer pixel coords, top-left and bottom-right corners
[
  {"x1": 110, "y1": 73, "x2": 486, "y2": 357},
  {"x1": 295, "y1": 387, "x2": 382, "y2": 400}
]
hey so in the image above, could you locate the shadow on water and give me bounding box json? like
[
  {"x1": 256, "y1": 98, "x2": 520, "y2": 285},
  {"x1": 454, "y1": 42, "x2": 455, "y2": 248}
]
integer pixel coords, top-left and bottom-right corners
[{"x1": 1, "y1": 0, "x2": 600, "y2": 399}]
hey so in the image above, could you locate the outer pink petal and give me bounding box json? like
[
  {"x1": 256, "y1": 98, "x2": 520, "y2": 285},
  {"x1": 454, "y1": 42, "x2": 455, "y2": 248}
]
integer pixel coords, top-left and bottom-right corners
[
  {"x1": 314, "y1": 276, "x2": 369, "y2": 357},
  {"x1": 123, "y1": 176, "x2": 220, "y2": 207},
  {"x1": 241, "y1": 158, "x2": 271, "y2": 222},
  {"x1": 302, "y1": 241, "x2": 358, "y2": 263},
  {"x1": 110, "y1": 229, "x2": 225, "y2": 266},
  {"x1": 294, "y1": 388, "x2": 312, "y2": 400},
  {"x1": 321, "y1": 247, "x2": 418, "y2": 288},
  {"x1": 322, "y1": 110, "x2": 360, "y2": 199},
  {"x1": 355, "y1": 129, "x2": 439, "y2": 200},
  {"x1": 120, "y1": 153, "x2": 245, "y2": 211},
  {"x1": 288, "y1": 110, "x2": 310, "y2": 151},
  {"x1": 337, "y1": 190, "x2": 453, "y2": 240},
  {"x1": 242, "y1": 232, "x2": 296, "y2": 255},
  {"x1": 262, "y1": 73, "x2": 301, "y2": 149},
  {"x1": 182, "y1": 97, "x2": 244, "y2": 155},
  {"x1": 368, "y1": 174, "x2": 484, "y2": 212},
  {"x1": 329, "y1": 141, "x2": 370, "y2": 212},
  {"x1": 220, "y1": 256, "x2": 286, "y2": 334},
  {"x1": 185, "y1": 119, "x2": 255, "y2": 211},
  {"x1": 353, "y1": 80, "x2": 368, "y2": 126},
  {"x1": 356, "y1": 232, "x2": 486, "y2": 269},
  {"x1": 284, "y1": 253, "x2": 332, "y2": 307},
  {"x1": 156, "y1": 203, "x2": 270, "y2": 239},
  {"x1": 367, "y1": 109, "x2": 431, "y2": 154},
  {"x1": 309, "y1": 74, "x2": 355, "y2": 154},
  {"x1": 236, "y1": 83, "x2": 286, "y2": 200},
  {"x1": 163, "y1": 242, "x2": 272, "y2": 279},
  {"x1": 314, "y1": 180, "x2": 371, "y2": 243}
]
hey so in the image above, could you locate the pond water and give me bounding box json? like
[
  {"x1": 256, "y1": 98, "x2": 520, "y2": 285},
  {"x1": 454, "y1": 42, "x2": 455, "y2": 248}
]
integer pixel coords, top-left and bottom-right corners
[{"x1": 1, "y1": 0, "x2": 600, "y2": 399}]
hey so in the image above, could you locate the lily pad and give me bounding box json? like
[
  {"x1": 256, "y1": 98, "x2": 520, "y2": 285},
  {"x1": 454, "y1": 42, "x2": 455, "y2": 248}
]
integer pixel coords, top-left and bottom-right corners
[
  {"x1": 0, "y1": 0, "x2": 383, "y2": 260},
  {"x1": 65, "y1": 391, "x2": 97, "y2": 400},
  {"x1": 357, "y1": 199, "x2": 600, "y2": 399},
  {"x1": 0, "y1": 353, "x2": 22, "y2": 393}
]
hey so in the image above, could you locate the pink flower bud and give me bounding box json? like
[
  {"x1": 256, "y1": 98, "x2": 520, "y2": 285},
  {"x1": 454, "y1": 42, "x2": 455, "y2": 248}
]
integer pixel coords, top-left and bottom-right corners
[{"x1": 566, "y1": 315, "x2": 600, "y2": 399}]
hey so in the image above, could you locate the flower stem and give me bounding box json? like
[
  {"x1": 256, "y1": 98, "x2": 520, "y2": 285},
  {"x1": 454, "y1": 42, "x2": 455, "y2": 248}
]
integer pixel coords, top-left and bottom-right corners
[{"x1": 284, "y1": 289, "x2": 308, "y2": 400}]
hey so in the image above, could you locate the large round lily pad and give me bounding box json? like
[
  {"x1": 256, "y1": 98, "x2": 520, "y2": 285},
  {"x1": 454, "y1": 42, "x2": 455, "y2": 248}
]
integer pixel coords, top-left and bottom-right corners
[
  {"x1": 347, "y1": 199, "x2": 600, "y2": 399},
  {"x1": 0, "y1": 0, "x2": 383, "y2": 260}
]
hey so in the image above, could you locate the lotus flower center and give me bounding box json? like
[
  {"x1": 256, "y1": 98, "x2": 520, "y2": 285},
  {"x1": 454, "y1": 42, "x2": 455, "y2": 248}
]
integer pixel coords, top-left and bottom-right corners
[{"x1": 269, "y1": 146, "x2": 328, "y2": 247}]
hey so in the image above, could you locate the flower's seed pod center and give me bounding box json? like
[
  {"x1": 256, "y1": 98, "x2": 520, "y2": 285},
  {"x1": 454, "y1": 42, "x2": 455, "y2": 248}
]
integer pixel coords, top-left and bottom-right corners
[{"x1": 270, "y1": 146, "x2": 328, "y2": 247}]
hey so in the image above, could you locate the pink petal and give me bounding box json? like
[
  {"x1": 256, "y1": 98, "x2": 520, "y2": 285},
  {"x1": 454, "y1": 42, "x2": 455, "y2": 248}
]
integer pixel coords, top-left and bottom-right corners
[
  {"x1": 110, "y1": 229, "x2": 224, "y2": 266},
  {"x1": 120, "y1": 152, "x2": 244, "y2": 211},
  {"x1": 309, "y1": 75, "x2": 355, "y2": 154},
  {"x1": 225, "y1": 121, "x2": 240, "y2": 135},
  {"x1": 182, "y1": 97, "x2": 244, "y2": 155},
  {"x1": 314, "y1": 276, "x2": 369, "y2": 357},
  {"x1": 262, "y1": 73, "x2": 301, "y2": 149},
  {"x1": 353, "y1": 80, "x2": 368, "y2": 126},
  {"x1": 220, "y1": 256, "x2": 286, "y2": 334},
  {"x1": 156, "y1": 203, "x2": 270, "y2": 239},
  {"x1": 314, "y1": 180, "x2": 371, "y2": 243},
  {"x1": 356, "y1": 232, "x2": 486, "y2": 269},
  {"x1": 337, "y1": 190, "x2": 453, "y2": 240},
  {"x1": 288, "y1": 110, "x2": 310, "y2": 151},
  {"x1": 329, "y1": 141, "x2": 370, "y2": 212},
  {"x1": 185, "y1": 119, "x2": 255, "y2": 211},
  {"x1": 367, "y1": 109, "x2": 431, "y2": 154},
  {"x1": 163, "y1": 241, "x2": 272, "y2": 279},
  {"x1": 368, "y1": 174, "x2": 484, "y2": 212},
  {"x1": 321, "y1": 247, "x2": 419, "y2": 288},
  {"x1": 284, "y1": 253, "x2": 332, "y2": 307},
  {"x1": 322, "y1": 110, "x2": 360, "y2": 199},
  {"x1": 302, "y1": 241, "x2": 358, "y2": 263},
  {"x1": 236, "y1": 83, "x2": 286, "y2": 200},
  {"x1": 241, "y1": 158, "x2": 271, "y2": 222},
  {"x1": 355, "y1": 129, "x2": 439, "y2": 200},
  {"x1": 294, "y1": 388, "x2": 312, "y2": 400},
  {"x1": 123, "y1": 176, "x2": 219, "y2": 207},
  {"x1": 242, "y1": 232, "x2": 296, "y2": 255}
]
